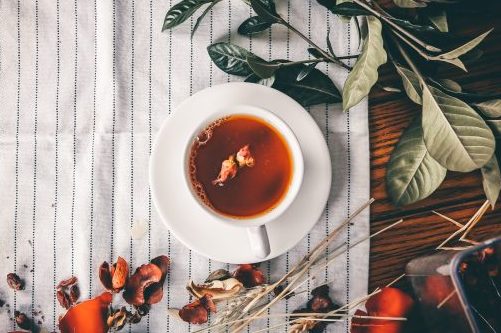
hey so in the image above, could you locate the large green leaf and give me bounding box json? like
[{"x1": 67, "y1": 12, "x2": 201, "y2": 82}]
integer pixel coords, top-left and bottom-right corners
[
  {"x1": 162, "y1": 0, "x2": 213, "y2": 31},
  {"x1": 191, "y1": 0, "x2": 222, "y2": 37},
  {"x1": 343, "y1": 16, "x2": 387, "y2": 111},
  {"x1": 272, "y1": 66, "x2": 341, "y2": 107},
  {"x1": 481, "y1": 155, "x2": 501, "y2": 209},
  {"x1": 207, "y1": 43, "x2": 262, "y2": 76},
  {"x1": 238, "y1": 16, "x2": 273, "y2": 35},
  {"x1": 395, "y1": 65, "x2": 422, "y2": 105},
  {"x1": 250, "y1": 0, "x2": 281, "y2": 23},
  {"x1": 421, "y1": 86, "x2": 495, "y2": 172},
  {"x1": 475, "y1": 99, "x2": 501, "y2": 118},
  {"x1": 247, "y1": 56, "x2": 280, "y2": 79},
  {"x1": 322, "y1": 2, "x2": 369, "y2": 16},
  {"x1": 427, "y1": 10, "x2": 448, "y2": 32},
  {"x1": 393, "y1": 0, "x2": 427, "y2": 8},
  {"x1": 387, "y1": 116, "x2": 447, "y2": 206},
  {"x1": 435, "y1": 29, "x2": 493, "y2": 60}
]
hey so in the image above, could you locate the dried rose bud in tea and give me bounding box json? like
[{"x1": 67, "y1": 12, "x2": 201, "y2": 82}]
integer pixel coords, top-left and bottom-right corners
[
  {"x1": 212, "y1": 155, "x2": 238, "y2": 186},
  {"x1": 236, "y1": 144, "x2": 255, "y2": 167}
]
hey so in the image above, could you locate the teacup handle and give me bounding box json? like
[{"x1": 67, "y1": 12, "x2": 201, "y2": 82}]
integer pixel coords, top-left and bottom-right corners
[{"x1": 246, "y1": 225, "x2": 271, "y2": 259}]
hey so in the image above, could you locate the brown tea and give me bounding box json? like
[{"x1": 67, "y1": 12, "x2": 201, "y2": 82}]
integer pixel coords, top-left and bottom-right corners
[{"x1": 189, "y1": 115, "x2": 293, "y2": 218}]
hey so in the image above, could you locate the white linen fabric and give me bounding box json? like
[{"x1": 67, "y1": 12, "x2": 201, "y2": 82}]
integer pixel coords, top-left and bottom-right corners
[{"x1": 0, "y1": 0, "x2": 369, "y2": 332}]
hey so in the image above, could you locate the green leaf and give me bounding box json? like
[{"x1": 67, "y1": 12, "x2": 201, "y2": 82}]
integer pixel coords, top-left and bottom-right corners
[
  {"x1": 297, "y1": 63, "x2": 317, "y2": 81},
  {"x1": 343, "y1": 16, "x2": 387, "y2": 111},
  {"x1": 387, "y1": 116, "x2": 447, "y2": 206},
  {"x1": 437, "y1": 79, "x2": 461, "y2": 93},
  {"x1": 238, "y1": 16, "x2": 273, "y2": 35},
  {"x1": 163, "y1": 0, "x2": 213, "y2": 31},
  {"x1": 421, "y1": 86, "x2": 495, "y2": 172},
  {"x1": 191, "y1": 0, "x2": 222, "y2": 38},
  {"x1": 308, "y1": 48, "x2": 324, "y2": 59},
  {"x1": 436, "y1": 29, "x2": 493, "y2": 60},
  {"x1": 250, "y1": 0, "x2": 282, "y2": 23},
  {"x1": 247, "y1": 56, "x2": 280, "y2": 79},
  {"x1": 393, "y1": 0, "x2": 427, "y2": 8},
  {"x1": 207, "y1": 42, "x2": 262, "y2": 76},
  {"x1": 475, "y1": 100, "x2": 501, "y2": 118},
  {"x1": 324, "y1": 2, "x2": 369, "y2": 16},
  {"x1": 395, "y1": 65, "x2": 422, "y2": 105},
  {"x1": 387, "y1": 17, "x2": 437, "y2": 34},
  {"x1": 481, "y1": 155, "x2": 501, "y2": 209},
  {"x1": 427, "y1": 10, "x2": 448, "y2": 32},
  {"x1": 326, "y1": 30, "x2": 336, "y2": 57},
  {"x1": 272, "y1": 66, "x2": 341, "y2": 107},
  {"x1": 245, "y1": 73, "x2": 276, "y2": 87}
]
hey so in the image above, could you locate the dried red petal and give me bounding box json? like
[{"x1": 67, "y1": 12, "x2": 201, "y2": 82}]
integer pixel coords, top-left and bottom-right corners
[
  {"x1": 58, "y1": 292, "x2": 112, "y2": 333},
  {"x1": 232, "y1": 264, "x2": 266, "y2": 288},
  {"x1": 308, "y1": 285, "x2": 336, "y2": 313},
  {"x1": 123, "y1": 263, "x2": 162, "y2": 306},
  {"x1": 178, "y1": 295, "x2": 216, "y2": 325},
  {"x1": 57, "y1": 276, "x2": 77, "y2": 289},
  {"x1": 57, "y1": 289, "x2": 71, "y2": 310},
  {"x1": 99, "y1": 257, "x2": 129, "y2": 293},
  {"x1": 150, "y1": 255, "x2": 170, "y2": 283}
]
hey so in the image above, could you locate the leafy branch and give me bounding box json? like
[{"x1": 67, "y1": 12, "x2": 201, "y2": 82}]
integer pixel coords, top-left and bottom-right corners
[{"x1": 162, "y1": 0, "x2": 501, "y2": 207}]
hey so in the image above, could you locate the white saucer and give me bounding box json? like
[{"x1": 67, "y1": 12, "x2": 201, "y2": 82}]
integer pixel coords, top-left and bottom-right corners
[{"x1": 150, "y1": 83, "x2": 332, "y2": 264}]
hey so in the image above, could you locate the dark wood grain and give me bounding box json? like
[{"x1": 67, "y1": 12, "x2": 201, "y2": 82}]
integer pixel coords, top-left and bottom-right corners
[{"x1": 368, "y1": 1, "x2": 501, "y2": 290}]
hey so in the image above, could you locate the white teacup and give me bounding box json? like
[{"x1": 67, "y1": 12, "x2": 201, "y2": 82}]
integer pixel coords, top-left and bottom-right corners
[{"x1": 183, "y1": 105, "x2": 304, "y2": 259}]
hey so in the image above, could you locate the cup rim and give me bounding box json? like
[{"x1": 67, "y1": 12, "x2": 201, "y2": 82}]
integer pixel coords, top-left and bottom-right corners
[{"x1": 182, "y1": 104, "x2": 304, "y2": 228}]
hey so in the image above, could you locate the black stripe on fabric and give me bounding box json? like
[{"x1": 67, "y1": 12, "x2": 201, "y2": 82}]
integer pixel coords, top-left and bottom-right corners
[
  {"x1": 187, "y1": 14, "x2": 194, "y2": 333},
  {"x1": 325, "y1": 10, "x2": 330, "y2": 284},
  {"x1": 208, "y1": 9, "x2": 214, "y2": 333},
  {"x1": 88, "y1": 0, "x2": 98, "y2": 298},
  {"x1": 147, "y1": 0, "x2": 153, "y2": 331},
  {"x1": 31, "y1": 0, "x2": 39, "y2": 327},
  {"x1": 70, "y1": 0, "x2": 78, "y2": 277},
  {"x1": 13, "y1": 1, "x2": 21, "y2": 329},
  {"x1": 266, "y1": 25, "x2": 272, "y2": 331},
  {"x1": 345, "y1": 19, "x2": 352, "y2": 333},
  {"x1": 110, "y1": 0, "x2": 117, "y2": 262},
  {"x1": 53, "y1": 0, "x2": 61, "y2": 330},
  {"x1": 129, "y1": 1, "x2": 135, "y2": 331}
]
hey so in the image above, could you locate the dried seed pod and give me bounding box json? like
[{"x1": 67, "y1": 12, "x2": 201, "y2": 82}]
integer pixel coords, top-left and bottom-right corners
[
  {"x1": 150, "y1": 255, "x2": 170, "y2": 283},
  {"x1": 6, "y1": 273, "x2": 24, "y2": 291}
]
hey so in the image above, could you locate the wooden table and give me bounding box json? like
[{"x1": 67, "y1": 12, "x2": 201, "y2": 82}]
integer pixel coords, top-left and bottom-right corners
[{"x1": 368, "y1": 2, "x2": 501, "y2": 291}]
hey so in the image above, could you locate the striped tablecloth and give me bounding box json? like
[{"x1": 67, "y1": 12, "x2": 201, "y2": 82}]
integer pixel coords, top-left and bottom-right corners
[{"x1": 0, "y1": 0, "x2": 369, "y2": 331}]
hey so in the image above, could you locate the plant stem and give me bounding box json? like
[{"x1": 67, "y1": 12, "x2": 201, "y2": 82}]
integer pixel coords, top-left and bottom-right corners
[
  {"x1": 281, "y1": 20, "x2": 352, "y2": 70},
  {"x1": 393, "y1": 36, "x2": 426, "y2": 86},
  {"x1": 352, "y1": 0, "x2": 441, "y2": 53},
  {"x1": 281, "y1": 54, "x2": 359, "y2": 67}
]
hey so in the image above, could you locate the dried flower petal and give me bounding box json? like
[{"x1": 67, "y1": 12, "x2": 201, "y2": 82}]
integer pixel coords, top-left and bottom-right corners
[
  {"x1": 187, "y1": 278, "x2": 244, "y2": 301},
  {"x1": 58, "y1": 292, "x2": 112, "y2": 333},
  {"x1": 57, "y1": 289, "x2": 72, "y2": 310},
  {"x1": 107, "y1": 307, "x2": 129, "y2": 331},
  {"x1": 236, "y1": 144, "x2": 255, "y2": 167},
  {"x1": 69, "y1": 284, "x2": 80, "y2": 304},
  {"x1": 205, "y1": 269, "x2": 231, "y2": 283},
  {"x1": 99, "y1": 257, "x2": 129, "y2": 293},
  {"x1": 6, "y1": 273, "x2": 24, "y2": 291},
  {"x1": 150, "y1": 255, "x2": 170, "y2": 283},
  {"x1": 14, "y1": 311, "x2": 31, "y2": 330},
  {"x1": 123, "y1": 263, "x2": 162, "y2": 306},
  {"x1": 291, "y1": 285, "x2": 339, "y2": 333},
  {"x1": 178, "y1": 295, "x2": 216, "y2": 325},
  {"x1": 212, "y1": 155, "x2": 238, "y2": 186},
  {"x1": 57, "y1": 276, "x2": 77, "y2": 289},
  {"x1": 232, "y1": 264, "x2": 266, "y2": 288}
]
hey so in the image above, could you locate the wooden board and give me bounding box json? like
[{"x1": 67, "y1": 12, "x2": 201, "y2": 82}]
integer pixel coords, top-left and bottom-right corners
[{"x1": 369, "y1": 1, "x2": 501, "y2": 290}]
